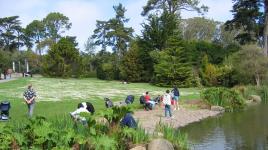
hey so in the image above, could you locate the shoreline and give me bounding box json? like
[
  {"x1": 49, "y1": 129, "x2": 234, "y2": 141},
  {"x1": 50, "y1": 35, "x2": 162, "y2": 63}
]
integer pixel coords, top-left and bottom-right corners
[{"x1": 134, "y1": 106, "x2": 222, "y2": 133}]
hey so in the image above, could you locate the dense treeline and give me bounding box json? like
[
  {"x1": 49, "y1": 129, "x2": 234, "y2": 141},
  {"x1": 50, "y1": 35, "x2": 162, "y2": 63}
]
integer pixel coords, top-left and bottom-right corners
[{"x1": 1, "y1": 0, "x2": 268, "y2": 87}]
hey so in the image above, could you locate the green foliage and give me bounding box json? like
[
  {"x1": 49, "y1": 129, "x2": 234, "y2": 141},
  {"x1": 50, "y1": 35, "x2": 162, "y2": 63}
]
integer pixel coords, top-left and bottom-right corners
[
  {"x1": 42, "y1": 37, "x2": 80, "y2": 77},
  {"x1": 181, "y1": 17, "x2": 219, "y2": 41},
  {"x1": 120, "y1": 41, "x2": 144, "y2": 82},
  {"x1": 155, "y1": 123, "x2": 188, "y2": 150},
  {"x1": 201, "y1": 87, "x2": 245, "y2": 112},
  {"x1": 225, "y1": 0, "x2": 264, "y2": 44},
  {"x1": 121, "y1": 127, "x2": 149, "y2": 145},
  {"x1": 153, "y1": 37, "x2": 196, "y2": 87},
  {"x1": 42, "y1": 12, "x2": 72, "y2": 43},
  {"x1": 0, "y1": 50, "x2": 12, "y2": 77},
  {"x1": 141, "y1": 0, "x2": 208, "y2": 16},
  {"x1": 0, "y1": 16, "x2": 23, "y2": 51},
  {"x1": 0, "y1": 124, "x2": 14, "y2": 149},
  {"x1": 227, "y1": 45, "x2": 268, "y2": 86},
  {"x1": 101, "y1": 106, "x2": 133, "y2": 126},
  {"x1": 24, "y1": 20, "x2": 45, "y2": 51},
  {"x1": 234, "y1": 85, "x2": 268, "y2": 104},
  {"x1": 91, "y1": 135, "x2": 118, "y2": 150}
]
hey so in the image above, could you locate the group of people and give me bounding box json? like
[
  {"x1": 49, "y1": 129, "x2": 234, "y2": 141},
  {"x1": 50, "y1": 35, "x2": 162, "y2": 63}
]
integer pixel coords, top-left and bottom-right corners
[
  {"x1": 141, "y1": 86, "x2": 180, "y2": 118},
  {"x1": 22, "y1": 84, "x2": 180, "y2": 127},
  {"x1": 22, "y1": 84, "x2": 136, "y2": 128}
]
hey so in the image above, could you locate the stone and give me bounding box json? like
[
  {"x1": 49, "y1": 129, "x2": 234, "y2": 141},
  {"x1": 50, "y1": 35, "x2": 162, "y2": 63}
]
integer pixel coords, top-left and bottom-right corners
[
  {"x1": 211, "y1": 106, "x2": 225, "y2": 112},
  {"x1": 129, "y1": 145, "x2": 146, "y2": 150},
  {"x1": 96, "y1": 117, "x2": 108, "y2": 125},
  {"x1": 249, "y1": 95, "x2": 262, "y2": 103},
  {"x1": 148, "y1": 138, "x2": 174, "y2": 150}
]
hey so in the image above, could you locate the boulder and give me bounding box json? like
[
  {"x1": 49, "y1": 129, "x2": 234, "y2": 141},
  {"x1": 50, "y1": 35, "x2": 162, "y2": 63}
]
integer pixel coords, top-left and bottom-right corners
[
  {"x1": 129, "y1": 145, "x2": 146, "y2": 150},
  {"x1": 148, "y1": 138, "x2": 174, "y2": 150},
  {"x1": 96, "y1": 117, "x2": 108, "y2": 125},
  {"x1": 211, "y1": 106, "x2": 225, "y2": 112},
  {"x1": 249, "y1": 95, "x2": 262, "y2": 103}
]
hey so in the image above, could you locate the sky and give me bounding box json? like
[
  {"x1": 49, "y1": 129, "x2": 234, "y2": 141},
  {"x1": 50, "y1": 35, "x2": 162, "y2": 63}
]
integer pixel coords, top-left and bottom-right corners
[{"x1": 0, "y1": 0, "x2": 234, "y2": 50}]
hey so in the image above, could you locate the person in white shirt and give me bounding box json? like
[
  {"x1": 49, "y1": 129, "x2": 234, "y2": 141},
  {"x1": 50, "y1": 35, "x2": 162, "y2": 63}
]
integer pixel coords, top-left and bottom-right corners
[
  {"x1": 162, "y1": 90, "x2": 173, "y2": 118},
  {"x1": 70, "y1": 102, "x2": 94, "y2": 125}
]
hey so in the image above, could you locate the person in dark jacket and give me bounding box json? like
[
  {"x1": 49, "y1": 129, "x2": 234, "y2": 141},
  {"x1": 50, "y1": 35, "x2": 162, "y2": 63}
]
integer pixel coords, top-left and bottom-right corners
[
  {"x1": 171, "y1": 86, "x2": 180, "y2": 110},
  {"x1": 104, "y1": 97, "x2": 113, "y2": 108},
  {"x1": 120, "y1": 113, "x2": 137, "y2": 129}
]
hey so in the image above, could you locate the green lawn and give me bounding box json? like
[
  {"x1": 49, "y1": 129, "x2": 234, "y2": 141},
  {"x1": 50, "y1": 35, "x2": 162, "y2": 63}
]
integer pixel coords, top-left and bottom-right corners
[{"x1": 0, "y1": 77, "x2": 200, "y2": 120}]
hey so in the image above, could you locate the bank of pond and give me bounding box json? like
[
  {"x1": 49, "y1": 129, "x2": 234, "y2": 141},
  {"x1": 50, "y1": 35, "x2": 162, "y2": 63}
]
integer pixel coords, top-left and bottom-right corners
[{"x1": 0, "y1": 85, "x2": 267, "y2": 150}]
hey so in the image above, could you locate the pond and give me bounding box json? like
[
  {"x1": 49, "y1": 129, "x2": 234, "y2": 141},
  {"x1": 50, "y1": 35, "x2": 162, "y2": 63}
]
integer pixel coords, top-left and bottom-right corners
[{"x1": 181, "y1": 104, "x2": 268, "y2": 150}]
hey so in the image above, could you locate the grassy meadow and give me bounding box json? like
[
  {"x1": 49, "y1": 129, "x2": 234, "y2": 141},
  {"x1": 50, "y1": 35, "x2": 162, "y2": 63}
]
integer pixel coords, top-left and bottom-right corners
[{"x1": 0, "y1": 77, "x2": 200, "y2": 120}]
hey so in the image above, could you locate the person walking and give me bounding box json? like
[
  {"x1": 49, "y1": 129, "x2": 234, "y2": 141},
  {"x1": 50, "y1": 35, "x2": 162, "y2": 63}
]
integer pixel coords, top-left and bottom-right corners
[
  {"x1": 163, "y1": 90, "x2": 173, "y2": 118},
  {"x1": 171, "y1": 86, "x2": 180, "y2": 110},
  {"x1": 23, "y1": 84, "x2": 37, "y2": 117}
]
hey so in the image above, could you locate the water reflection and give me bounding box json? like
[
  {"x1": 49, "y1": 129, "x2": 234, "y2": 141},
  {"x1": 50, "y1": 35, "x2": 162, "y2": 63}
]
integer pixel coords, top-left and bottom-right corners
[{"x1": 181, "y1": 104, "x2": 268, "y2": 150}]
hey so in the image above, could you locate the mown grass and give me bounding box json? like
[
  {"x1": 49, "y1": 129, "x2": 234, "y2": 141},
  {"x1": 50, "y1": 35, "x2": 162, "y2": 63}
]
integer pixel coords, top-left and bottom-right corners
[{"x1": 0, "y1": 77, "x2": 200, "y2": 120}]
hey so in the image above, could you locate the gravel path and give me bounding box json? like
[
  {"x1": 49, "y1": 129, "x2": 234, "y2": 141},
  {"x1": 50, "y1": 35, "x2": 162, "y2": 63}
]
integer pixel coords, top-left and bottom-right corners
[{"x1": 134, "y1": 106, "x2": 221, "y2": 133}]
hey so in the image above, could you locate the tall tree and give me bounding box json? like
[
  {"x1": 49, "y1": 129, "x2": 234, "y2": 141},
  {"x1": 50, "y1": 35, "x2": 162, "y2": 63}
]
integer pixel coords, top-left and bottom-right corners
[
  {"x1": 225, "y1": 0, "x2": 268, "y2": 55},
  {"x1": 24, "y1": 20, "x2": 45, "y2": 55},
  {"x1": 181, "y1": 17, "x2": 219, "y2": 41},
  {"x1": 141, "y1": 0, "x2": 208, "y2": 16},
  {"x1": 120, "y1": 41, "x2": 144, "y2": 82},
  {"x1": 43, "y1": 37, "x2": 80, "y2": 77},
  {"x1": 0, "y1": 16, "x2": 23, "y2": 51},
  {"x1": 92, "y1": 3, "x2": 133, "y2": 58},
  {"x1": 92, "y1": 20, "x2": 109, "y2": 51},
  {"x1": 0, "y1": 49, "x2": 11, "y2": 79},
  {"x1": 106, "y1": 3, "x2": 134, "y2": 58},
  {"x1": 228, "y1": 45, "x2": 268, "y2": 86},
  {"x1": 43, "y1": 12, "x2": 72, "y2": 43},
  {"x1": 141, "y1": 11, "x2": 179, "y2": 51},
  {"x1": 152, "y1": 36, "x2": 195, "y2": 87}
]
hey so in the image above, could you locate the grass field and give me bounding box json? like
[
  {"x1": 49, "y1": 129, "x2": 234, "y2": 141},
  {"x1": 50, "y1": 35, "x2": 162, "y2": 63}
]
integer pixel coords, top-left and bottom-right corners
[{"x1": 0, "y1": 77, "x2": 200, "y2": 120}]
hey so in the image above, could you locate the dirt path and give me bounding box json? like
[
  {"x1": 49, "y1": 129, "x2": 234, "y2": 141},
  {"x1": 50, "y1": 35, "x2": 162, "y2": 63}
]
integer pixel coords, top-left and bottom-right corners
[
  {"x1": 133, "y1": 106, "x2": 221, "y2": 133},
  {"x1": 0, "y1": 78, "x2": 17, "y2": 83}
]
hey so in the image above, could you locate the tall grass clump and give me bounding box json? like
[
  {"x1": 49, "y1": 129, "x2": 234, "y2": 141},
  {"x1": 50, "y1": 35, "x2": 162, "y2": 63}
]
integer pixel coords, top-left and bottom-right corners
[
  {"x1": 234, "y1": 85, "x2": 268, "y2": 104},
  {"x1": 154, "y1": 122, "x2": 188, "y2": 150},
  {"x1": 201, "y1": 87, "x2": 245, "y2": 112}
]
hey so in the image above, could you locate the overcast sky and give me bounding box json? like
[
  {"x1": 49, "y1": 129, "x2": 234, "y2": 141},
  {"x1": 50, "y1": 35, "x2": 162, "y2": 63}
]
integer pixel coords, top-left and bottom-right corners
[{"x1": 0, "y1": 0, "x2": 234, "y2": 50}]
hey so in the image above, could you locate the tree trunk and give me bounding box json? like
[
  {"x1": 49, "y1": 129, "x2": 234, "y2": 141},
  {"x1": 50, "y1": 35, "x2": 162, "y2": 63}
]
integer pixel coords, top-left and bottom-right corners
[
  {"x1": 255, "y1": 73, "x2": 260, "y2": 87},
  {"x1": 3, "y1": 72, "x2": 6, "y2": 79},
  {"x1": 263, "y1": 0, "x2": 268, "y2": 56}
]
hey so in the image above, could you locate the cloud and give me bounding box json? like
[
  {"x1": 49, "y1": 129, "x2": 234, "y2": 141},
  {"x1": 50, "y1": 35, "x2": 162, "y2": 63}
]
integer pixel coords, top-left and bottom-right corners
[
  {"x1": 181, "y1": 0, "x2": 233, "y2": 22},
  {"x1": 55, "y1": 0, "x2": 101, "y2": 50},
  {"x1": 124, "y1": 0, "x2": 147, "y2": 35},
  {"x1": 0, "y1": 0, "x2": 234, "y2": 50}
]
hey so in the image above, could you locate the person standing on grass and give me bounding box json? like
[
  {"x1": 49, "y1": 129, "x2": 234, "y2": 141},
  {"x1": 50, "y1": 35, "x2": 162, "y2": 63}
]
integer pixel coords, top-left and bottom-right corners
[
  {"x1": 171, "y1": 86, "x2": 180, "y2": 110},
  {"x1": 163, "y1": 90, "x2": 173, "y2": 118},
  {"x1": 23, "y1": 84, "x2": 37, "y2": 117}
]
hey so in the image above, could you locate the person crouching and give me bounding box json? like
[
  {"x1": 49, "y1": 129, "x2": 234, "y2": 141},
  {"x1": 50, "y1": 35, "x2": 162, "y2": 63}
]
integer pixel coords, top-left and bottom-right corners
[{"x1": 70, "y1": 102, "x2": 95, "y2": 125}]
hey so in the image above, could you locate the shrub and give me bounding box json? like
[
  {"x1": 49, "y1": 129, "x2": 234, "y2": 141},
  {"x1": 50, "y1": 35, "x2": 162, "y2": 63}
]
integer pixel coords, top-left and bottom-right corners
[
  {"x1": 201, "y1": 87, "x2": 245, "y2": 112},
  {"x1": 234, "y1": 85, "x2": 268, "y2": 104},
  {"x1": 154, "y1": 122, "x2": 188, "y2": 150}
]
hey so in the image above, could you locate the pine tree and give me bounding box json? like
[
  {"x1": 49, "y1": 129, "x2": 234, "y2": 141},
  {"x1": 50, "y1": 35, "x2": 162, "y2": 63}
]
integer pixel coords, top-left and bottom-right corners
[{"x1": 153, "y1": 36, "x2": 196, "y2": 87}]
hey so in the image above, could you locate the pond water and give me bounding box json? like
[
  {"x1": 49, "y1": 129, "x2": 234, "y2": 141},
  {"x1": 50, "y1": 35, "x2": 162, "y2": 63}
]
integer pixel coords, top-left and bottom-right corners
[{"x1": 181, "y1": 104, "x2": 268, "y2": 150}]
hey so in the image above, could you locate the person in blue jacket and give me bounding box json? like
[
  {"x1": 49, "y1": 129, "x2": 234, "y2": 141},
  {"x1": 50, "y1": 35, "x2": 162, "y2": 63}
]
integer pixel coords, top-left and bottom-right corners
[{"x1": 120, "y1": 113, "x2": 137, "y2": 129}]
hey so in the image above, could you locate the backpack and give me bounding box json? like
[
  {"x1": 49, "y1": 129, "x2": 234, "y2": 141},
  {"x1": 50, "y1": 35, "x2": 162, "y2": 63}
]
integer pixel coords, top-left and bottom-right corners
[
  {"x1": 125, "y1": 95, "x2": 134, "y2": 104},
  {"x1": 105, "y1": 99, "x2": 113, "y2": 108},
  {"x1": 153, "y1": 96, "x2": 161, "y2": 104},
  {"x1": 140, "y1": 96, "x2": 145, "y2": 104}
]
